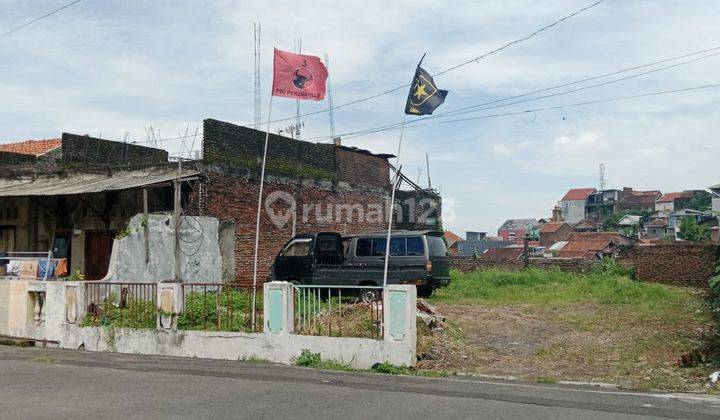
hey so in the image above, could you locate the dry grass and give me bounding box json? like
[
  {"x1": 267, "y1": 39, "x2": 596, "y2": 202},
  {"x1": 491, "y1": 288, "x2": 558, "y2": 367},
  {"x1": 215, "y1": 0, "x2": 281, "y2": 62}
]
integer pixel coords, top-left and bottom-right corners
[{"x1": 421, "y1": 269, "x2": 718, "y2": 392}]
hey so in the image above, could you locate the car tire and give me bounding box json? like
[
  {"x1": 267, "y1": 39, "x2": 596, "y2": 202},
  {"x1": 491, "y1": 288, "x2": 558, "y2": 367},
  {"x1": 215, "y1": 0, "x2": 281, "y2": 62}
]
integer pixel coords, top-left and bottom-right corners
[
  {"x1": 360, "y1": 287, "x2": 380, "y2": 304},
  {"x1": 417, "y1": 286, "x2": 434, "y2": 298}
]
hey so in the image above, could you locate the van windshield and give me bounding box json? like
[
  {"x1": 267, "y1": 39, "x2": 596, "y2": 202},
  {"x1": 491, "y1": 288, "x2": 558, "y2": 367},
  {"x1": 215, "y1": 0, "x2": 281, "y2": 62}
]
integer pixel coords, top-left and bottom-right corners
[
  {"x1": 427, "y1": 236, "x2": 448, "y2": 257},
  {"x1": 281, "y1": 238, "x2": 312, "y2": 257}
]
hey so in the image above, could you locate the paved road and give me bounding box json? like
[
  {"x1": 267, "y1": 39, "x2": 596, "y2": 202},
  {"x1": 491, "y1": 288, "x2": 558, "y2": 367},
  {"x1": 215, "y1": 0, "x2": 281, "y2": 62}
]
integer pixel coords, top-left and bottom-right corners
[{"x1": 0, "y1": 346, "x2": 718, "y2": 419}]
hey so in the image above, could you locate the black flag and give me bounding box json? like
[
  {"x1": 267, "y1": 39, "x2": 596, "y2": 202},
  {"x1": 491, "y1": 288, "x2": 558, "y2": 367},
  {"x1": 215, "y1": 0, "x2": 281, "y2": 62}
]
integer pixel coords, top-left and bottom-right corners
[{"x1": 404, "y1": 66, "x2": 448, "y2": 115}]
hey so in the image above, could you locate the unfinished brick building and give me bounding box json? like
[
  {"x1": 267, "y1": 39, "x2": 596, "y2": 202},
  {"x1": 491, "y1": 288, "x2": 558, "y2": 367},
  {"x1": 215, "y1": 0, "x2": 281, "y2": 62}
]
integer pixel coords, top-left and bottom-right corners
[
  {"x1": 0, "y1": 118, "x2": 441, "y2": 284},
  {"x1": 197, "y1": 119, "x2": 441, "y2": 284}
]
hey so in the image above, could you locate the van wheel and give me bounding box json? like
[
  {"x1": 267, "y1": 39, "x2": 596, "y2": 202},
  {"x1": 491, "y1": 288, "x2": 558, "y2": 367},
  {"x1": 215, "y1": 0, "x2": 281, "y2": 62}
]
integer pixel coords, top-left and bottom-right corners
[
  {"x1": 360, "y1": 288, "x2": 380, "y2": 304},
  {"x1": 417, "y1": 286, "x2": 434, "y2": 298}
]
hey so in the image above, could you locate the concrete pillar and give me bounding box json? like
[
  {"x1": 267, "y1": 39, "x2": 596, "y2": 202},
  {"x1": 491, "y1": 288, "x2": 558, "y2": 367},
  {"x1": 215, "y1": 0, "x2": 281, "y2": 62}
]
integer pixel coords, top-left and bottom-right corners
[
  {"x1": 157, "y1": 283, "x2": 182, "y2": 330},
  {"x1": 263, "y1": 282, "x2": 294, "y2": 334},
  {"x1": 383, "y1": 284, "x2": 417, "y2": 350}
]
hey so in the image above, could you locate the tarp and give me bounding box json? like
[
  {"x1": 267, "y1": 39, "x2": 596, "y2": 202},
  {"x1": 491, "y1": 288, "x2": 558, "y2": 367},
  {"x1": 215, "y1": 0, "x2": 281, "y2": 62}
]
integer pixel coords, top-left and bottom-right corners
[{"x1": 0, "y1": 168, "x2": 200, "y2": 197}]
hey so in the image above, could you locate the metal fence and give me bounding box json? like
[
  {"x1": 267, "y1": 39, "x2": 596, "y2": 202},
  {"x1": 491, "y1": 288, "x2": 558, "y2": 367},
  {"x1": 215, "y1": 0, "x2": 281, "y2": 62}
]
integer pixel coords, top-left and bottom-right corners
[
  {"x1": 179, "y1": 283, "x2": 261, "y2": 333},
  {"x1": 293, "y1": 285, "x2": 384, "y2": 339},
  {"x1": 84, "y1": 282, "x2": 158, "y2": 328}
]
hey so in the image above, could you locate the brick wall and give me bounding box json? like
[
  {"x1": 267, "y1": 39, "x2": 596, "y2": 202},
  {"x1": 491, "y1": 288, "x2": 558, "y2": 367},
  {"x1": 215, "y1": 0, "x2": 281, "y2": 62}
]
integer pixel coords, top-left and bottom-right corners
[
  {"x1": 335, "y1": 147, "x2": 389, "y2": 189},
  {"x1": 200, "y1": 170, "x2": 390, "y2": 285},
  {"x1": 203, "y1": 119, "x2": 337, "y2": 182},
  {"x1": 617, "y1": 244, "x2": 718, "y2": 287},
  {"x1": 61, "y1": 133, "x2": 168, "y2": 165},
  {"x1": 450, "y1": 256, "x2": 595, "y2": 273}
]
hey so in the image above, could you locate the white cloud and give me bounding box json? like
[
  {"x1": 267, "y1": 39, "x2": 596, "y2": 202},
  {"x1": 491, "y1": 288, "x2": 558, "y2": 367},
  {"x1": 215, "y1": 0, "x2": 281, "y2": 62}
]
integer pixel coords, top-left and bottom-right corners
[{"x1": 2, "y1": 0, "x2": 720, "y2": 234}]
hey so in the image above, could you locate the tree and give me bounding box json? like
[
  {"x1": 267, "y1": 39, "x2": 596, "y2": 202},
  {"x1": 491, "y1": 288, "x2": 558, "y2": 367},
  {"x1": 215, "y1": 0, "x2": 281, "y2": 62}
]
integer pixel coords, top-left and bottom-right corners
[
  {"x1": 686, "y1": 191, "x2": 711, "y2": 211},
  {"x1": 678, "y1": 216, "x2": 711, "y2": 242}
]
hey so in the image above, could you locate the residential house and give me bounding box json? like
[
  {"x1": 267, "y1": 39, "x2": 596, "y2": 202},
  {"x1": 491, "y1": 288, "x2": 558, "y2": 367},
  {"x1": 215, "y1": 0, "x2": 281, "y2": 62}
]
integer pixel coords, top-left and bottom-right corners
[
  {"x1": 572, "y1": 219, "x2": 600, "y2": 233},
  {"x1": 617, "y1": 188, "x2": 662, "y2": 213},
  {"x1": 539, "y1": 222, "x2": 573, "y2": 247},
  {"x1": 645, "y1": 218, "x2": 670, "y2": 239},
  {"x1": 450, "y1": 231, "x2": 512, "y2": 257},
  {"x1": 655, "y1": 192, "x2": 694, "y2": 213},
  {"x1": 552, "y1": 232, "x2": 635, "y2": 260},
  {"x1": 710, "y1": 183, "x2": 720, "y2": 213},
  {"x1": 585, "y1": 189, "x2": 620, "y2": 221},
  {"x1": 497, "y1": 218, "x2": 538, "y2": 242},
  {"x1": 559, "y1": 188, "x2": 596, "y2": 223},
  {"x1": 444, "y1": 231, "x2": 463, "y2": 255}
]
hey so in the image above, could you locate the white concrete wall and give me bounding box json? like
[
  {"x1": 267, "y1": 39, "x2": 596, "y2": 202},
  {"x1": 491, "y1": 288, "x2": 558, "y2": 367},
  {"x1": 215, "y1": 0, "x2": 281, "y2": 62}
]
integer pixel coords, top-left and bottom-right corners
[
  {"x1": 0, "y1": 279, "x2": 416, "y2": 369},
  {"x1": 561, "y1": 200, "x2": 586, "y2": 224},
  {"x1": 712, "y1": 197, "x2": 720, "y2": 213},
  {"x1": 103, "y1": 214, "x2": 224, "y2": 283}
]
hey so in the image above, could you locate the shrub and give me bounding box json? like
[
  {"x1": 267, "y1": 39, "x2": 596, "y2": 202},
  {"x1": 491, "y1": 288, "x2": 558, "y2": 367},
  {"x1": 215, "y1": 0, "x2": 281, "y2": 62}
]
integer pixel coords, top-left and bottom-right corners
[
  {"x1": 592, "y1": 257, "x2": 635, "y2": 279},
  {"x1": 293, "y1": 349, "x2": 322, "y2": 367}
]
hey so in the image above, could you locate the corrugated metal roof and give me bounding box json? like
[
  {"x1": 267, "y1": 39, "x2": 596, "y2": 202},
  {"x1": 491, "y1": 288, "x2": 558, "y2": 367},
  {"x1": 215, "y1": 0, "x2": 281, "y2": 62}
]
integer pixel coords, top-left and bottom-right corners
[{"x1": 0, "y1": 168, "x2": 200, "y2": 196}]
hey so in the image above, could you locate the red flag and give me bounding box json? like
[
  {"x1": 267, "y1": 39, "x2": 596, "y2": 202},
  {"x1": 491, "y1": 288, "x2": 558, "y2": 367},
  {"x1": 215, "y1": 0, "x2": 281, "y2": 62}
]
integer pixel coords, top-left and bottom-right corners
[{"x1": 272, "y1": 48, "x2": 328, "y2": 101}]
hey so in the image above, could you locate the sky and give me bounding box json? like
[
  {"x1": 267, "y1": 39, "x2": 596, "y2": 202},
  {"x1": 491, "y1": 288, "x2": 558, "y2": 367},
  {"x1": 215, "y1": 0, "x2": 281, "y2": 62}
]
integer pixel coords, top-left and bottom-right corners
[{"x1": 1, "y1": 0, "x2": 720, "y2": 236}]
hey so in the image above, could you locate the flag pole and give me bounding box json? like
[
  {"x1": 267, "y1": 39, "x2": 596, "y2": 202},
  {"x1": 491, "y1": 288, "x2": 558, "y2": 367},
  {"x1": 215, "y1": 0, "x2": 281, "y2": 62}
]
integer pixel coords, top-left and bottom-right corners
[
  {"x1": 382, "y1": 114, "x2": 407, "y2": 289},
  {"x1": 251, "y1": 94, "x2": 274, "y2": 332}
]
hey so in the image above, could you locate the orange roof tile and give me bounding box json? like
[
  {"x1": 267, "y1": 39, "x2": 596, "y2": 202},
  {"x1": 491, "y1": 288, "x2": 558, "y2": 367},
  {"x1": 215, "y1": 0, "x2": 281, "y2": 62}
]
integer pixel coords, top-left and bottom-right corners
[
  {"x1": 657, "y1": 192, "x2": 693, "y2": 203},
  {"x1": 540, "y1": 222, "x2": 568, "y2": 233},
  {"x1": 561, "y1": 188, "x2": 596, "y2": 201},
  {"x1": 0, "y1": 139, "x2": 61, "y2": 156},
  {"x1": 443, "y1": 231, "x2": 464, "y2": 245}
]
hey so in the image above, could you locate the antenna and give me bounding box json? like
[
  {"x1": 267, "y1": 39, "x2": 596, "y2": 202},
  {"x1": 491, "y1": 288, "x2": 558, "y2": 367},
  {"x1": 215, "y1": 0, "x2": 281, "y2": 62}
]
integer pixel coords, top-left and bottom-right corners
[
  {"x1": 426, "y1": 153, "x2": 432, "y2": 189},
  {"x1": 599, "y1": 163, "x2": 606, "y2": 192},
  {"x1": 324, "y1": 53, "x2": 336, "y2": 139},
  {"x1": 253, "y1": 22, "x2": 262, "y2": 128}
]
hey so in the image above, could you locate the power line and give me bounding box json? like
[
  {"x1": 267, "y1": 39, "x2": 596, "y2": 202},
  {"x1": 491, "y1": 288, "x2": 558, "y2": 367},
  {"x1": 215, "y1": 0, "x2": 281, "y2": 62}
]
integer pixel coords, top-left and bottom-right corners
[
  {"x1": 300, "y1": 47, "x2": 720, "y2": 142},
  {"x1": 0, "y1": 0, "x2": 84, "y2": 39},
  {"x1": 126, "y1": 44, "x2": 720, "y2": 147},
  {"x1": 243, "y1": 0, "x2": 607, "y2": 127},
  {"x1": 350, "y1": 83, "x2": 720, "y2": 134},
  {"x1": 434, "y1": 0, "x2": 607, "y2": 77}
]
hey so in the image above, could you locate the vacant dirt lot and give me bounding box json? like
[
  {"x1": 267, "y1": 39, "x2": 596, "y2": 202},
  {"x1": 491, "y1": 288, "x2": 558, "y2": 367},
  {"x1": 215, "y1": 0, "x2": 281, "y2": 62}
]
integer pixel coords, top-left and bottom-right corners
[{"x1": 418, "y1": 269, "x2": 718, "y2": 392}]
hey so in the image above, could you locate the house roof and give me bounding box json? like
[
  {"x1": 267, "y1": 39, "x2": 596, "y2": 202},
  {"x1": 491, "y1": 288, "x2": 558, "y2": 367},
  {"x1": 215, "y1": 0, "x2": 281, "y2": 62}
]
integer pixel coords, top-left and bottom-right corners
[
  {"x1": 443, "y1": 231, "x2": 464, "y2": 246},
  {"x1": 0, "y1": 139, "x2": 61, "y2": 156},
  {"x1": 619, "y1": 190, "x2": 661, "y2": 205},
  {"x1": 540, "y1": 222, "x2": 568, "y2": 234},
  {"x1": 618, "y1": 215, "x2": 641, "y2": 225},
  {"x1": 556, "y1": 250, "x2": 600, "y2": 260},
  {"x1": 480, "y1": 247, "x2": 525, "y2": 260},
  {"x1": 0, "y1": 167, "x2": 200, "y2": 196},
  {"x1": 645, "y1": 218, "x2": 668, "y2": 228},
  {"x1": 566, "y1": 231, "x2": 633, "y2": 245},
  {"x1": 572, "y1": 219, "x2": 600, "y2": 230},
  {"x1": 561, "y1": 188, "x2": 596, "y2": 202},
  {"x1": 657, "y1": 192, "x2": 693, "y2": 203},
  {"x1": 498, "y1": 218, "x2": 538, "y2": 231}
]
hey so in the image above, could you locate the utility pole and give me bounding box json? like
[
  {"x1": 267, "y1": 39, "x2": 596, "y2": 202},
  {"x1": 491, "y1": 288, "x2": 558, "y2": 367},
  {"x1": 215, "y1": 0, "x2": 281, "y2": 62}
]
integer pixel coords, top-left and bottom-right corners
[
  {"x1": 253, "y1": 22, "x2": 261, "y2": 128},
  {"x1": 174, "y1": 158, "x2": 182, "y2": 282},
  {"x1": 294, "y1": 37, "x2": 302, "y2": 139}
]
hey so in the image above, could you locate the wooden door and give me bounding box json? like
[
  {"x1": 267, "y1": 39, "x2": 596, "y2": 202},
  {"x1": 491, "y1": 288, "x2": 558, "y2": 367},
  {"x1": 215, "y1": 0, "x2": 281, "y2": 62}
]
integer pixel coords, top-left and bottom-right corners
[
  {"x1": 1, "y1": 227, "x2": 14, "y2": 252},
  {"x1": 84, "y1": 231, "x2": 114, "y2": 280}
]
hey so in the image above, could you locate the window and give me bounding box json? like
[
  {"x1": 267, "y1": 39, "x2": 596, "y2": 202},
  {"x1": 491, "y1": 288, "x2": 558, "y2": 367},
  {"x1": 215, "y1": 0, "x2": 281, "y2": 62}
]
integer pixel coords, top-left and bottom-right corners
[
  {"x1": 356, "y1": 236, "x2": 425, "y2": 257},
  {"x1": 406, "y1": 237, "x2": 424, "y2": 256},
  {"x1": 281, "y1": 238, "x2": 312, "y2": 257},
  {"x1": 356, "y1": 238, "x2": 386, "y2": 257},
  {"x1": 426, "y1": 236, "x2": 446, "y2": 256}
]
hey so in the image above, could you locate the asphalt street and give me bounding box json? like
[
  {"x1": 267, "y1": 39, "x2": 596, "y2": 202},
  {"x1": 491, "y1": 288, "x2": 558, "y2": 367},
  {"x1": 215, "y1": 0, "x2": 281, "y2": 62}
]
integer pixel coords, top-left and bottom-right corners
[{"x1": 0, "y1": 346, "x2": 718, "y2": 419}]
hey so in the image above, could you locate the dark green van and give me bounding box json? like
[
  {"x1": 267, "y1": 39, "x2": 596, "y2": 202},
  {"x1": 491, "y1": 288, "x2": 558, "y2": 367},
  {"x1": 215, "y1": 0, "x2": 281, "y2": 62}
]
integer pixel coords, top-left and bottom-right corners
[{"x1": 269, "y1": 230, "x2": 450, "y2": 297}]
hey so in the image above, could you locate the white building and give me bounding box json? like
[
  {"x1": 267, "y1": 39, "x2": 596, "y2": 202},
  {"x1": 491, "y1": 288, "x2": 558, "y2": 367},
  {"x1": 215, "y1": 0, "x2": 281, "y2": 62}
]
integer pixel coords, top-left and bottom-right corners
[{"x1": 559, "y1": 188, "x2": 596, "y2": 224}]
